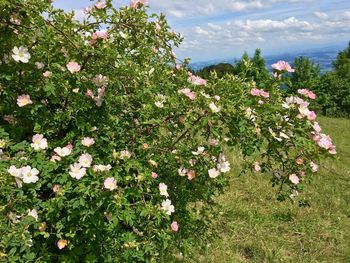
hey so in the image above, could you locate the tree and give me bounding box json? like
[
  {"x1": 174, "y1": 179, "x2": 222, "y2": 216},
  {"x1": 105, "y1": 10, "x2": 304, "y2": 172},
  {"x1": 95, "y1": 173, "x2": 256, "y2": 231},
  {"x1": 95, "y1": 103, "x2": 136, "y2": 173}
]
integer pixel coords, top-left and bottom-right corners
[
  {"x1": 289, "y1": 56, "x2": 320, "y2": 93},
  {"x1": 233, "y1": 49, "x2": 271, "y2": 85}
]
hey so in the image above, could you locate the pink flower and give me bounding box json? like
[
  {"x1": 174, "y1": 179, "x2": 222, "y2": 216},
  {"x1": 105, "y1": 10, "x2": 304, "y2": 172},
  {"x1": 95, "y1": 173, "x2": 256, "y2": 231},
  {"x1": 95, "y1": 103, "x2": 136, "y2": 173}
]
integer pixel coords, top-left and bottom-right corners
[
  {"x1": 53, "y1": 184, "x2": 61, "y2": 193},
  {"x1": 317, "y1": 134, "x2": 333, "y2": 150},
  {"x1": 66, "y1": 61, "x2": 81, "y2": 73},
  {"x1": 289, "y1": 174, "x2": 300, "y2": 185},
  {"x1": 104, "y1": 177, "x2": 117, "y2": 190},
  {"x1": 253, "y1": 162, "x2": 261, "y2": 172},
  {"x1": 308, "y1": 111, "x2": 317, "y2": 121},
  {"x1": 296, "y1": 157, "x2": 304, "y2": 165},
  {"x1": 308, "y1": 91, "x2": 317, "y2": 100},
  {"x1": 178, "y1": 88, "x2": 196, "y2": 100},
  {"x1": 250, "y1": 88, "x2": 261, "y2": 96},
  {"x1": 313, "y1": 122, "x2": 322, "y2": 133},
  {"x1": 271, "y1": 60, "x2": 294, "y2": 73},
  {"x1": 92, "y1": 74, "x2": 109, "y2": 87},
  {"x1": 175, "y1": 64, "x2": 181, "y2": 70},
  {"x1": 130, "y1": 0, "x2": 148, "y2": 9},
  {"x1": 81, "y1": 137, "x2": 95, "y2": 147},
  {"x1": 95, "y1": 1, "x2": 106, "y2": 9},
  {"x1": 43, "y1": 71, "x2": 52, "y2": 78},
  {"x1": 188, "y1": 75, "x2": 207, "y2": 86},
  {"x1": 151, "y1": 172, "x2": 158, "y2": 179},
  {"x1": 50, "y1": 155, "x2": 61, "y2": 162},
  {"x1": 297, "y1": 89, "x2": 317, "y2": 100},
  {"x1": 171, "y1": 221, "x2": 179, "y2": 232},
  {"x1": 17, "y1": 94, "x2": 33, "y2": 107},
  {"x1": 90, "y1": 31, "x2": 109, "y2": 44},
  {"x1": 86, "y1": 89, "x2": 94, "y2": 98},
  {"x1": 260, "y1": 91, "x2": 270, "y2": 98},
  {"x1": 187, "y1": 170, "x2": 196, "y2": 181},
  {"x1": 79, "y1": 153, "x2": 93, "y2": 168}
]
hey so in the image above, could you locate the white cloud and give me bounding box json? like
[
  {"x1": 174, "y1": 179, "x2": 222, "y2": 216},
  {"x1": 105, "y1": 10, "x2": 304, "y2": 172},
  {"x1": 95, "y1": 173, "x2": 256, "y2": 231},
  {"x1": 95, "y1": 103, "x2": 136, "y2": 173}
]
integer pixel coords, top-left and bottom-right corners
[{"x1": 314, "y1": 11, "x2": 328, "y2": 19}]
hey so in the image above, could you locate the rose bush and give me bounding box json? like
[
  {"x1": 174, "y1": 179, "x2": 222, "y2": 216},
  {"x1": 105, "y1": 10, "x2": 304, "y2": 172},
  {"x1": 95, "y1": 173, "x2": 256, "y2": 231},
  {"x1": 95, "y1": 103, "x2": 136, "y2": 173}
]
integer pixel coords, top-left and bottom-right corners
[{"x1": 0, "y1": 0, "x2": 335, "y2": 261}]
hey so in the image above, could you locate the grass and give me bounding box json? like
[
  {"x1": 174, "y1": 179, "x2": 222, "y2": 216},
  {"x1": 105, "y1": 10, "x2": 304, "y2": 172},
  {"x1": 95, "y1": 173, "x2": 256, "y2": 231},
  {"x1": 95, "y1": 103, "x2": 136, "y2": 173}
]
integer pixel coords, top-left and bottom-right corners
[{"x1": 191, "y1": 116, "x2": 350, "y2": 262}]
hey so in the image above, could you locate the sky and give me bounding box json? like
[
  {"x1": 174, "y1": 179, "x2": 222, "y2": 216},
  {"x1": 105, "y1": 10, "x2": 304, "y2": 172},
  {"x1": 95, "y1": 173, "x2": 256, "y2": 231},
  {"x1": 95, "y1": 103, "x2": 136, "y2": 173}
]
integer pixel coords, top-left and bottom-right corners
[{"x1": 53, "y1": 0, "x2": 350, "y2": 62}]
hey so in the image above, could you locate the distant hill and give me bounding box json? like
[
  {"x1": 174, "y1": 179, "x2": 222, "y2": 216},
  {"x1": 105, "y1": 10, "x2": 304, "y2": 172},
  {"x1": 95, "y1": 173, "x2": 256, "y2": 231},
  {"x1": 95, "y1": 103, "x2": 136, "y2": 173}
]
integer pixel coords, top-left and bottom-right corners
[{"x1": 189, "y1": 45, "x2": 343, "y2": 73}]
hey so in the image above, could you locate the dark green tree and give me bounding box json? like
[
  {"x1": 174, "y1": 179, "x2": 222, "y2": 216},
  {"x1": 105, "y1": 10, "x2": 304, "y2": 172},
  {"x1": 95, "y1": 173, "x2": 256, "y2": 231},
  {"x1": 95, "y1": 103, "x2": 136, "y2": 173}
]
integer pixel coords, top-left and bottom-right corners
[
  {"x1": 315, "y1": 42, "x2": 350, "y2": 117},
  {"x1": 289, "y1": 56, "x2": 320, "y2": 93}
]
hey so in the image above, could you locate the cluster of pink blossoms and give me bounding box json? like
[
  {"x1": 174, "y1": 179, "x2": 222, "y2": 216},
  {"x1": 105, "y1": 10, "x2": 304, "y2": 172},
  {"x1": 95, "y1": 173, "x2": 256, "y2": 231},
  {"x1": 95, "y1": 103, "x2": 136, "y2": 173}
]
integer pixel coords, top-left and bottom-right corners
[
  {"x1": 90, "y1": 30, "x2": 108, "y2": 45},
  {"x1": 187, "y1": 72, "x2": 207, "y2": 86},
  {"x1": 272, "y1": 60, "x2": 295, "y2": 73},
  {"x1": 298, "y1": 89, "x2": 317, "y2": 100},
  {"x1": 130, "y1": 0, "x2": 148, "y2": 9},
  {"x1": 250, "y1": 88, "x2": 270, "y2": 98},
  {"x1": 86, "y1": 74, "x2": 108, "y2": 107},
  {"x1": 178, "y1": 88, "x2": 196, "y2": 100},
  {"x1": 84, "y1": 1, "x2": 107, "y2": 14}
]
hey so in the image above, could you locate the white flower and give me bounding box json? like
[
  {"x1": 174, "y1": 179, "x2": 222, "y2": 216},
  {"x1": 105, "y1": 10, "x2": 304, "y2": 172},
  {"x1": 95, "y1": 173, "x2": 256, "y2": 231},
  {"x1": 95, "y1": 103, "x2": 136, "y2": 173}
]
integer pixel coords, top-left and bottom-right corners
[
  {"x1": 69, "y1": 163, "x2": 86, "y2": 179},
  {"x1": 12, "y1": 46, "x2": 31, "y2": 63},
  {"x1": 161, "y1": 199, "x2": 175, "y2": 215},
  {"x1": 30, "y1": 134, "x2": 48, "y2": 151},
  {"x1": 289, "y1": 174, "x2": 300, "y2": 185},
  {"x1": 8, "y1": 165, "x2": 22, "y2": 178},
  {"x1": 78, "y1": 153, "x2": 93, "y2": 168},
  {"x1": 310, "y1": 162, "x2": 318, "y2": 173},
  {"x1": 93, "y1": 164, "x2": 112, "y2": 172},
  {"x1": 27, "y1": 209, "x2": 38, "y2": 221},
  {"x1": 177, "y1": 167, "x2": 188, "y2": 177},
  {"x1": 192, "y1": 146, "x2": 205, "y2": 156},
  {"x1": 209, "y1": 102, "x2": 221, "y2": 113},
  {"x1": 21, "y1": 166, "x2": 39, "y2": 184},
  {"x1": 208, "y1": 168, "x2": 220, "y2": 178},
  {"x1": 159, "y1": 183, "x2": 169, "y2": 197},
  {"x1": 54, "y1": 146, "x2": 72, "y2": 157},
  {"x1": 155, "y1": 101, "x2": 164, "y2": 108},
  {"x1": 217, "y1": 154, "x2": 231, "y2": 173},
  {"x1": 217, "y1": 161, "x2": 231, "y2": 173},
  {"x1": 104, "y1": 177, "x2": 117, "y2": 190}
]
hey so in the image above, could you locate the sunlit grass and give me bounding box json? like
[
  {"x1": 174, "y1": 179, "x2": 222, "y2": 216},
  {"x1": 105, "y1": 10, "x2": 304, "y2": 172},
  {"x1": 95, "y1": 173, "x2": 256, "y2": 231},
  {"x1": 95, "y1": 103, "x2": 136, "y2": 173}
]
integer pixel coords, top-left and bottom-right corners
[{"x1": 190, "y1": 116, "x2": 350, "y2": 262}]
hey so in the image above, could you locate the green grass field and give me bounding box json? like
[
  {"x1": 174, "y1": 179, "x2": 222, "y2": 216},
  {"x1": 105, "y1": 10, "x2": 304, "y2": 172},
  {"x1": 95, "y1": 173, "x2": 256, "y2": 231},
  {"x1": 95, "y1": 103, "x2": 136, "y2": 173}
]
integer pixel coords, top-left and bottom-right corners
[{"x1": 193, "y1": 116, "x2": 350, "y2": 262}]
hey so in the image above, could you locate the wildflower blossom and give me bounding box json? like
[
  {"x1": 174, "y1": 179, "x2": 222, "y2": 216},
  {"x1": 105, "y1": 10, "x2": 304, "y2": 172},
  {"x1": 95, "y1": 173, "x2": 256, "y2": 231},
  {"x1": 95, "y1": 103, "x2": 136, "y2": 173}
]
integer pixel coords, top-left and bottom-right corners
[
  {"x1": 66, "y1": 61, "x2": 81, "y2": 73},
  {"x1": 17, "y1": 94, "x2": 33, "y2": 107},
  {"x1": 54, "y1": 146, "x2": 72, "y2": 157},
  {"x1": 79, "y1": 153, "x2": 93, "y2": 168},
  {"x1": 289, "y1": 174, "x2": 300, "y2": 185},
  {"x1": 69, "y1": 163, "x2": 86, "y2": 179},
  {"x1": 209, "y1": 102, "x2": 221, "y2": 113},
  {"x1": 253, "y1": 162, "x2": 261, "y2": 172},
  {"x1": 12, "y1": 46, "x2": 31, "y2": 63},
  {"x1": 81, "y1": 137, "x2": 95, "y2": 147},
  {"x1": 178, "y1": 88, "x2": 196, "y2": 100},
  {"x1": 271, "y1": 60, "x2": 294, "y2": 73},
  {"x1": 161, "y1": 199, "x2": 175, "y2": 215},
  {"x1": 21, "y1": 166, "x2": 39, "y2": 183},
  {"x1": 57, "y1": 239, "x2": 68, "y2": 250},
  {"x1": 159, "y1": 183, "x2": 169, "y2": 197},
  {"x1": 30, "y1": 134, "x2": 48, "y2": 151},
  {"x1": 120, "y1": 150, "x2": 131, "y2": 159},
  {"x1": 27, "y1": 209, "x2": 38, "y2": 221},
  {"x1": 95, "y1": 1, "x2": 106, "y2": 9},
  {"x1": 93, "y1": 164, "x2": 112, "y2": 172},
  {"x1": 171, "y1": 221, "x2": 179, "y2": 232},
  {"x1": 104, "y1": 177, "x2": 117, "y2": 190},
  {"x1": 208, "y1": 168, "x2": 220, "y2": 178},
  {"x1": 178, "y1": 167, "x2": 187, "y2": 177}
]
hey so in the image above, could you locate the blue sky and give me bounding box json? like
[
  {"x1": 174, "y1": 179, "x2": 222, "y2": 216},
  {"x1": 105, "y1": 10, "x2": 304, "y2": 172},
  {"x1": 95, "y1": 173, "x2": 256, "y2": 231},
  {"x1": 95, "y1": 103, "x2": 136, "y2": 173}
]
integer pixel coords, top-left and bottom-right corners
[{"x1": 53, "y1": 0, "x2": 350, "y2": 62}]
